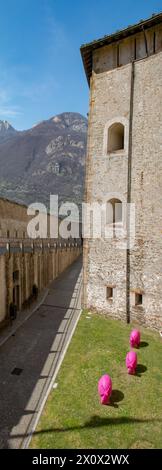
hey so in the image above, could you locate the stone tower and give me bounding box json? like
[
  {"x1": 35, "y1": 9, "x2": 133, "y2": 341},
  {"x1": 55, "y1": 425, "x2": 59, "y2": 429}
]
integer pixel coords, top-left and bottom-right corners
[{"x1": 81, "y1": 13, "x2": 162, "y2": 330}]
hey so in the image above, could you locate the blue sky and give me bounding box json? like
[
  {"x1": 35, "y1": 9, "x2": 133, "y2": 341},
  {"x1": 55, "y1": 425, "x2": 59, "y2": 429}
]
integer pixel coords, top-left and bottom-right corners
[{"x1": 0, "y1": 0, "x2": 161, "y2": 130}]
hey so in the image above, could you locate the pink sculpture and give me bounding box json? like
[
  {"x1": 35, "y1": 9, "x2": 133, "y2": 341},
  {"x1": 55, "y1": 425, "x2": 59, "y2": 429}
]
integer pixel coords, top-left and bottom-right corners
[
  {"x1": 126, "y1": 351, "x2": 137, "y2": 375},
  {"x1": 130, "y1": 329, "x2": 141, "y2": 348},
  {"x1": 98, "y1": 374, "x2": 112, "y2": 405}
]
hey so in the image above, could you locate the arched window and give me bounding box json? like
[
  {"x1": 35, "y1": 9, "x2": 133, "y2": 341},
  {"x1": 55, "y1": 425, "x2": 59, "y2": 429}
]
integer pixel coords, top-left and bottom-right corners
[
  {"x1": 106, "y1": 199, "x2": 123, "y2": 225},
  {"x1": 108, "y1": 123, "x2": 124, "y2": 153}
]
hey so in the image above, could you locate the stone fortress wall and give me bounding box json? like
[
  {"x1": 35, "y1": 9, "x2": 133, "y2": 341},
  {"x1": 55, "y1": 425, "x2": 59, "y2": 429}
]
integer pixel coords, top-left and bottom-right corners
[
  {"x1": 0, "y1": 198, "x2": 30, "y2": 238},
  {"x1": 0, "y1": 197, "x2": 82, "y2": 328}
]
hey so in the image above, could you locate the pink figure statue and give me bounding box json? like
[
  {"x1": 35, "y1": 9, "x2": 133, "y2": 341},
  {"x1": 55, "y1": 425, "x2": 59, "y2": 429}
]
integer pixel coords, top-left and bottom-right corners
[
  {"x1": 126, "y1": 351, "x2": 137, "y2": 375},
  {"x1": 130, "y1": 329, "x2": 141, "y2": 348},
  {"x1": 98, "y1": 374, "x2": 112, "y2": 405}
]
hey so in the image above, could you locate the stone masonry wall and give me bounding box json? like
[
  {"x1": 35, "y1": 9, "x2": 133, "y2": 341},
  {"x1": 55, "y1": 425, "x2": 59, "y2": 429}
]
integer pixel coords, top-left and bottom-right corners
[
  {"x1": 0, "y1": 198, "x2": 29, "y2": 238},
  {"x1": 0, "y1": 197, "x2": 58, "y2": 239},
  {"x1": 83, "y1": 63, "x2": 131, "y2": 321},
  {"x1": 83, "y1": 37, "x2": 162, "y2": 330},
  {"x1": 130, "y1": 52, "x2": 162, "y2": 329}
]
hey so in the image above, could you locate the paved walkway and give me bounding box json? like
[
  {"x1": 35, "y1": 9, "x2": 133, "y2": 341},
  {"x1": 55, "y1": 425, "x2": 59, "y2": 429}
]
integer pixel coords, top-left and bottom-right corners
[
  {"x1": 0, "y1": 256, "x2": 82, "y2": 449},
  {"x1": 0, "y1": 288, "x2": 49, "y2": 348}
]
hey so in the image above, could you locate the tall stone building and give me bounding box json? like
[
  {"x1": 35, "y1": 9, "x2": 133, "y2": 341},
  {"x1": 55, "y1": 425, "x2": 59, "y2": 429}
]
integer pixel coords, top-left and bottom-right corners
[{"x1": 81, "y1": 13, "x2": 162, "y2": 330}]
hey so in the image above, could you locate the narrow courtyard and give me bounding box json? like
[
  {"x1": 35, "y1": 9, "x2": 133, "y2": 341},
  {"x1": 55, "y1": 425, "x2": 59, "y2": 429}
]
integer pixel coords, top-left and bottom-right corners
[{"x1": 0, "y1": 256, "x2": 82, "y2": 449}]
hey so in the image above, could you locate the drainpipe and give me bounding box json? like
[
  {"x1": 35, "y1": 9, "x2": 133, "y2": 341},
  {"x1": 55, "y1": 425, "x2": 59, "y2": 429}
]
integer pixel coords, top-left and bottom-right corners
[{"x1": 126, "y1": 60, "x2": 135, "y2": 324}]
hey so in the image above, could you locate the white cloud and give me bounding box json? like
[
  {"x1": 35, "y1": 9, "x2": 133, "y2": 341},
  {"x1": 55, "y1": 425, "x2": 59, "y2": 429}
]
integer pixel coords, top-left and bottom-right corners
[{"x1": 0, "y1": 107, "x2": 23, "y2": 117}]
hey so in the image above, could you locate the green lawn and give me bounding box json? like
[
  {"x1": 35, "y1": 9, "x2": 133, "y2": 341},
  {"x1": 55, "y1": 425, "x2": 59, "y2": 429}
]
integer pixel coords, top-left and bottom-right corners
[{"x1": 30, "y1": 311, "x2": 162, "y2": 449}]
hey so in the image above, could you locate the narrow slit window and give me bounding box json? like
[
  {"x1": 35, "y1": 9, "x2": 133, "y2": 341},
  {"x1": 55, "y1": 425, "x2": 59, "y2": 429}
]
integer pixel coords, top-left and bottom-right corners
[
  {"x1": 135, "y1": 293, "x2": 143, "y2": 306},
  {"x1": 107, "y1": 286, "x2": 113, "y2": 300}
]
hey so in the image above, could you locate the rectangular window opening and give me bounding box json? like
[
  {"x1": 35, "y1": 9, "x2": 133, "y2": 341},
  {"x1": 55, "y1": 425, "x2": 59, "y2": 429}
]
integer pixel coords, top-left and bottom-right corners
[
  {"x1": 107, "y1": 286, "x2": 113, "y2": 300},
  {"x1": 135, "y1": 293, "x2": 143, "y2": 306}
]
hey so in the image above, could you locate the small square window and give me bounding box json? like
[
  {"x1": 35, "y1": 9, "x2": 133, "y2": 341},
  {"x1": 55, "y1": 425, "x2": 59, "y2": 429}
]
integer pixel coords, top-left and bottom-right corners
[
  {"x1": 135, "y1": 293, "x2": 143, "y2": 306},
  {"x1": 107, "y1": 286, "x2": 113, "y2": 300}
]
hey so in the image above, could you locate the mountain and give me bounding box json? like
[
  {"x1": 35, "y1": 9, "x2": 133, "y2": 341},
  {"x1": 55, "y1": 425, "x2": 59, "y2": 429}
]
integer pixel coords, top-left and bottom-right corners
[
  {"x1": 0, "y1": 113, "x2": 87, "y2": 209},
  {"x1": 0, "y1": 120, "x2": 17, "y2": 140}
]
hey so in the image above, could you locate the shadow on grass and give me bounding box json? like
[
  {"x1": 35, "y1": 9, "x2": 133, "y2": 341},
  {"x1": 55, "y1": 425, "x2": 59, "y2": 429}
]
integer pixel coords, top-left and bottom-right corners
[
  {"x1": 11, "y1": 416, "x2": 162, "y2": 440},
  {"x1": 108, "y1": 390, "x2": 124, "y2": 408},
  {"x1": 140, "y1": 342, "x2": 149, "y2": 348},
  {"x1": 136, "y1": 364, "x2": 147, "y2": 377},
  {"x1": 34, "y1": 415, "x2": 162, "y2": 435}
]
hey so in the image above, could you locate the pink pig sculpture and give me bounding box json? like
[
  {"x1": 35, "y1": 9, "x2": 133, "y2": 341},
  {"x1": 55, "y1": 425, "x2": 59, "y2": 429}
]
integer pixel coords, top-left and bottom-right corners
[
  {"x1": 126, "y1": 351, "x2": 137, "y2": 375},
  {"x1": 130, "y1": 329, "x2": 141, "y2": 348},
  {"x1": 98, "y1": 374, "x2": 112, "y2": 405}
]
